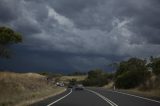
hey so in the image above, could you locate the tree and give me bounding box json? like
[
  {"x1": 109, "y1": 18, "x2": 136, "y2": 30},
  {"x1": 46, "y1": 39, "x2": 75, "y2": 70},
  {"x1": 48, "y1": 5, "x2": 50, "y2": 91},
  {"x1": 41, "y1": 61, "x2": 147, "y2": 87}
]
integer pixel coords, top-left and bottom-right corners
[
  {"x1": 108, "y1": 62, "x2": 119, "y2": 71},
  {"x1": 115, "y1": 58, "x2": 150, "y2": 89},
  {"x1": 69, "y1": 78, "x2": 77, "y2": 85},
  {"x1": 0, "y1": 26, "x2": 22, "y2": 58},
  {"x1": 149, "y1": 57, "x2": 160, "y2": 75},
  {"x1": 115, "y1": 58, "x2": 147, "y2": 77},
  {"x1": 83, "y1": 69, "x2": 109, "y2": 87},
  {"x1": 87, "y1": 70, "x2": 103, "y2": 79}
]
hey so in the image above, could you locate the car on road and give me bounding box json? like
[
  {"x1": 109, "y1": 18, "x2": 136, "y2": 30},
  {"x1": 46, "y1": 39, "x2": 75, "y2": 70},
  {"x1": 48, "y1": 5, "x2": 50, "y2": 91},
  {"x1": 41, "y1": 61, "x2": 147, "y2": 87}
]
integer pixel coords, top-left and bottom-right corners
[
  {"x1": 74, "y1": 84, "x2": 84, "y2": 90},
  {"x1": 56, "y1": 82, "x2": 64, "y2": 87}
]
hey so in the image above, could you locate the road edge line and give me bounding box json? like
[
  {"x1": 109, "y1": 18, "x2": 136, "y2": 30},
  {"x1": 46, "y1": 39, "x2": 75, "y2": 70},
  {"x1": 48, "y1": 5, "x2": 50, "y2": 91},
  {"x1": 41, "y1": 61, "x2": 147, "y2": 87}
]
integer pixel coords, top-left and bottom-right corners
[
  {"x1": 112, "y1": 90, "x2": 160, "y2": 104},
  {"x1": 47, "y1": 89, "x2": 72, "y2": 106},
  {"x1": 86, "y1": 89, "x2": 118, "y2": 106}
]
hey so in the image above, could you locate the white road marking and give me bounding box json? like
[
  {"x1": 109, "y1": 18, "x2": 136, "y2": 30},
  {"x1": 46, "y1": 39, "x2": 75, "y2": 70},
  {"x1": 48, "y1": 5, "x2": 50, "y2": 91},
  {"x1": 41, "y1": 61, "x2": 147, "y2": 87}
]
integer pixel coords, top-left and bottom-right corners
[
  {"x1": 86, "y1": 89, "x2": 118, "y2": 106},
  {"x1": 111, "y1": 90, "x2": 160, "y2": 104},
  {"x1": 47, "y1": 89, "x2": 72, "y2": 106}
]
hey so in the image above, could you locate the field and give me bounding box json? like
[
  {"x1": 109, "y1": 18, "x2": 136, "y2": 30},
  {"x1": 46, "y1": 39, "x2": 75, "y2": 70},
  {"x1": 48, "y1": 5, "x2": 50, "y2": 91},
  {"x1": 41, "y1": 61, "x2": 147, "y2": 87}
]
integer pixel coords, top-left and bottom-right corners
[
  {"x1": 60, "y1": 75, "x2": 87, "y2": 82},
  {"x1": 0, "y1": 72, "x2": 65, "y2": 106}
]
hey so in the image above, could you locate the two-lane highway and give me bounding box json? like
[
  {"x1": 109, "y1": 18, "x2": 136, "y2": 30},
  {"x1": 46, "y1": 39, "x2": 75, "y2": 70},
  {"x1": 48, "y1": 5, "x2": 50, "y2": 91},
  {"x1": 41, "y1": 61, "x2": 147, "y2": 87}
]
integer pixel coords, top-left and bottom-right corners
[
  {"x1": 31, "y1": 88, "x2": 160, "y2": 106},
  {"x1": 32, "y1": 88, "x2": 114, "y2": 106}
]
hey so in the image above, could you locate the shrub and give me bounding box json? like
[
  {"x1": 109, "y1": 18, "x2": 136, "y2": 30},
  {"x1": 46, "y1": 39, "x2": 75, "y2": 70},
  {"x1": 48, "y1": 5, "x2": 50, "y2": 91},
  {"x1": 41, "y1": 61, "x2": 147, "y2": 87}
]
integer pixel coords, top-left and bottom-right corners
[
  {"x1": 115, "y1": 71, "x2": 149, "y2": 89},
  {"x1": 149, "y1": 57, "x2": 160, "y2": 75},
  {"x1": 115, "y1": 58, "x2": 150, "y2": 89},
  {"x1": 83, "y1": 70, "x2": 109, "y2": 87}
]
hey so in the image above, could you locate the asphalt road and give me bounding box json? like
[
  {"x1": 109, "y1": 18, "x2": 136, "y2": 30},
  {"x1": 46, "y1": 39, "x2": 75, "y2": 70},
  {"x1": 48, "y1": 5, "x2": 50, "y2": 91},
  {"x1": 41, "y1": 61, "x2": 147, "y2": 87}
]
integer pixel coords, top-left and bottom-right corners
[{"x1": 31, "y1": 88, "x2": 160, "y2": 106}]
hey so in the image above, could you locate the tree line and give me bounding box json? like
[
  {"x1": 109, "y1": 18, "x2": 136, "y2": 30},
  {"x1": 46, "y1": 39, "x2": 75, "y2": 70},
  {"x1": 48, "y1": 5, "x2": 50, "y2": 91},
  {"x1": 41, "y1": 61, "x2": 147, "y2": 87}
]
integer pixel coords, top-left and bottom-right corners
[{"x1": 82, "y1": 57, "x2": 160, "y2": 89}]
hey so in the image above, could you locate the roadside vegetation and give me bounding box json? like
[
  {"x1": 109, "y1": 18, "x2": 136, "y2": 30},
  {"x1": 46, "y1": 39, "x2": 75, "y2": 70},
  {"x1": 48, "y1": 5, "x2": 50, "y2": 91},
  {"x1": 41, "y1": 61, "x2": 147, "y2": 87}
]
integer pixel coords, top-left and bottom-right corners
[
  {"x1": 82, "y1": 69, "x2": 113, "y2": 87},
  {"x1": 115, "y1": 58, "x2": 150, "y2": 89},
  {"x1": 61, "y1": 75, "x2": 87, "y2": 82},
  {"x1": 114, "y1": 57, "x2": 160, "y2": 90},
  {"x1": 104, "y1": 57, "x2": 160, "y2": 98},
  {"x1": 78, "y1": 57, "x2": 160, "y2": 98},
  {"x1": 0, "y1": 72, "x2": 65, "y2": 106}
]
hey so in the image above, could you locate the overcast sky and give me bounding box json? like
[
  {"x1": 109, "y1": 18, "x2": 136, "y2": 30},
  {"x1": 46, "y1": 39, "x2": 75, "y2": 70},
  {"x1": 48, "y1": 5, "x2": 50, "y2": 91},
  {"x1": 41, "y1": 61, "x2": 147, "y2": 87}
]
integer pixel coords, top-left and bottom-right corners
[{"x1": 0, "y1": 0, "x2": 160, "y2": 73}]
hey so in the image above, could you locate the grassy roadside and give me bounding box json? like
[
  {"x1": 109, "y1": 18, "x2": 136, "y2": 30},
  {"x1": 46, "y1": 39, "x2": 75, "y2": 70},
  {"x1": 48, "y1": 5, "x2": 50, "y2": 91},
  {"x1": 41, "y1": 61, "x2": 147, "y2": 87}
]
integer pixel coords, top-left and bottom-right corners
[
  {"x1": 124, "y1": 89, "x2": 160, "y2": 100},
  {"x1": 0, "y1": 72, "x2": 65, "y2": 106},
  {"x1": 104, "y1": 82, "x2": 160, "y2": 100},
  {"x1": 16, "y1": 87, "x2": 66, "y2": 106}
]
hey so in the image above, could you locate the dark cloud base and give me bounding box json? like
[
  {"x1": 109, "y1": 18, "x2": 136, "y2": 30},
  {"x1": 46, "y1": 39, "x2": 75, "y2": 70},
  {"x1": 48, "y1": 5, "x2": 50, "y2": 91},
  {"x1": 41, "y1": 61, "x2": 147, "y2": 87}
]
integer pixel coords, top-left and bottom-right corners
[{"x1": 0, "y1": 45, "x2": 124, "y2": 73}]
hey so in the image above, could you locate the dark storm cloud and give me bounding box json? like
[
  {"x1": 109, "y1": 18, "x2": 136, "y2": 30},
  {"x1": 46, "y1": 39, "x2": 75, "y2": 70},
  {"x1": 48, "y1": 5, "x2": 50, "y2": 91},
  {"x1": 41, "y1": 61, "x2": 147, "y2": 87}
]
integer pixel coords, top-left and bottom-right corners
[
  {"x1": 0, "y1": 0, "x2": 20, "y2": 22},
  {"x1": 0, "y1": 0, "x2": 160, "y2": 72},
  {"x1": 47, "y1": 0, "x2": 111, "y2": 30},
  {"x1": 24, "y1": 0, "x2": 49, "y2": 22},
  {"x1": 110, "y1": 0, "x2": 160, "y2": 44},
  {"x1": 0, "y1": 45, "x2": 125, "y2": 72},
  {"x1": 47, "y1": 0, "x2": 103, "y2": 17},
  {"x1": 14, "y1": 20, "x2": 42, "y2": 35},
  {"x1": 48, "y1": 0, "x2": 160, "y2": 44}
]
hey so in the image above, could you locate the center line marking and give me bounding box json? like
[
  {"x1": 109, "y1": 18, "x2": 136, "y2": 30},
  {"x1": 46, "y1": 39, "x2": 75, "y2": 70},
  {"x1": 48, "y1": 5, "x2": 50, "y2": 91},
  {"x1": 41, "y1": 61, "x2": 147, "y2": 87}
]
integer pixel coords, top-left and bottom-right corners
[
  {"x1": 47, "y1": 89, "x2": 72, "y2": 106},
  {"x1": 86, "y1": 89, "x2": 118, "y2": 106}
]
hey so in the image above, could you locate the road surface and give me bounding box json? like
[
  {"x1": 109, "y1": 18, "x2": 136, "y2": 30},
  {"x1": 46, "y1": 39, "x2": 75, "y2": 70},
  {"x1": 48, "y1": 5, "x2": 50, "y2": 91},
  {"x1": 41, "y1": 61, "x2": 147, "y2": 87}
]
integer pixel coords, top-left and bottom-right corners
[{"x1": 31, "y1": 88, "x2": 160, "y2": 106}]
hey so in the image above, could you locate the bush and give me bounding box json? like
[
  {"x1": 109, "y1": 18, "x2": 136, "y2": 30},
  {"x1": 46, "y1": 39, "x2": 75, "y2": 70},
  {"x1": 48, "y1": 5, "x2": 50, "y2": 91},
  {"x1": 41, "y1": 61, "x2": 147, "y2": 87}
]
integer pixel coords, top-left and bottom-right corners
[
  {"x1": 83, "y1": 70, "x2": 109, "y2": 87},
  {"x1": 69, "y1": 78, "x2": 77, "y2": 85},
  {"x1": 83, "y1": 77, "x2": 108, "y2": 87},
  {"x1": 149, "y1": 57, "x2": 160, "y2": 75},
  {"x1": 115, "y1": 71, "x2": 149, "y2": 89},
  {"x1": 115, "y1": 58, "x2": 150, "y2": 89}
]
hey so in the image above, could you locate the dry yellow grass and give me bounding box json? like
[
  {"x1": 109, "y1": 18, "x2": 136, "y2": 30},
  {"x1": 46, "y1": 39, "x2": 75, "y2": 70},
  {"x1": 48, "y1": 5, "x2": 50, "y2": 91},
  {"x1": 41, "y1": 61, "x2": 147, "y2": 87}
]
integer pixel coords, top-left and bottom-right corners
[
  {"x1": 103, "y1": 81, "x2": 114, "y2": 89},
  {"x1": 127, "y1": 88, "x2": 160, "y2": 98},
  {"x1": 60, "y1": 75, "x2": 87, "y2": 82},
  {"x1": 0, "y1": 72, "x2": 65, "y2": 106},
  {"x1": 128, "y1": 75, "x2": 160, "y2": 98}
]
